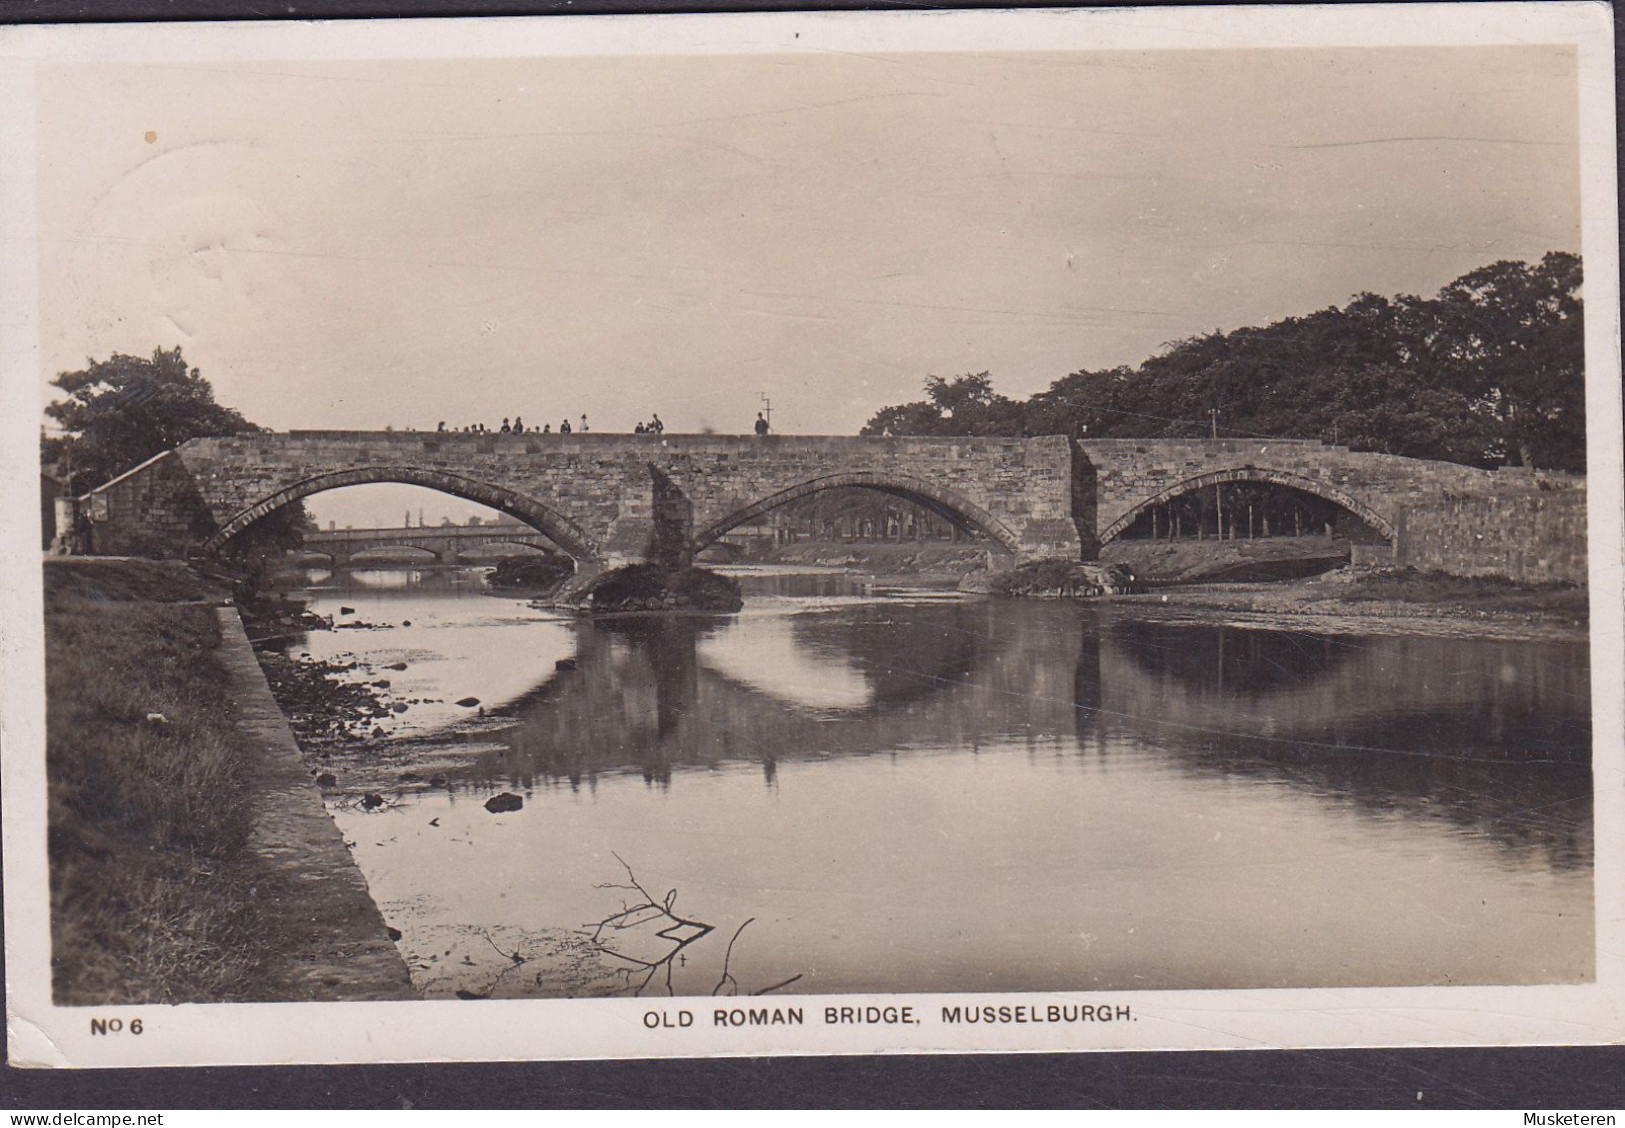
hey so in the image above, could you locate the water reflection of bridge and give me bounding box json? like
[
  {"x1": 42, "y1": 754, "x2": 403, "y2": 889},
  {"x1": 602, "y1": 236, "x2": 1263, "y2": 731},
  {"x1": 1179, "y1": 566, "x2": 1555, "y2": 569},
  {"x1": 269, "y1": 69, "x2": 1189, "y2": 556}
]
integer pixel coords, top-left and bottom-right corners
[{"x1": 438, "y1": 603, "x2": 1589, "y2": 868}]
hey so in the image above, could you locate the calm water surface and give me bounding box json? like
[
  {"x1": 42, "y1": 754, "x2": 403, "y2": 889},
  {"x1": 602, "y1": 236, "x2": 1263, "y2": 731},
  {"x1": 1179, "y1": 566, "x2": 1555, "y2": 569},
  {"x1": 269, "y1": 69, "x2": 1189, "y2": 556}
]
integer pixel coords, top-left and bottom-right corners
[{"x1": 279, "y1": 566, "x2": 1593, "y2": 998}]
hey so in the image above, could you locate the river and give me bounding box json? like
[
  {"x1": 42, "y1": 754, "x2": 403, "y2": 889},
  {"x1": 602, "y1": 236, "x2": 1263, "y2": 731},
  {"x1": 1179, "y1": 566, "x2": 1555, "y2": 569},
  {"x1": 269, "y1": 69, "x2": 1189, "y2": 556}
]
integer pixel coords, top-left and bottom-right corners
[{"x1": 270, "y1": 565, "x2": 1593, "y2": 999}]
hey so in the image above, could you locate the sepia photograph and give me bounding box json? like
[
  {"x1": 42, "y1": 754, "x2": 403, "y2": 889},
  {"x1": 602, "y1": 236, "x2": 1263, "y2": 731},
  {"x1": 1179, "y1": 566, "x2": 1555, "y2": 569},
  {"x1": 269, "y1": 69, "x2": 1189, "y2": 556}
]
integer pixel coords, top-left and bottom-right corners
[{"x1": 1, "y1": 2, "x2": 1620, "y2": 1068}]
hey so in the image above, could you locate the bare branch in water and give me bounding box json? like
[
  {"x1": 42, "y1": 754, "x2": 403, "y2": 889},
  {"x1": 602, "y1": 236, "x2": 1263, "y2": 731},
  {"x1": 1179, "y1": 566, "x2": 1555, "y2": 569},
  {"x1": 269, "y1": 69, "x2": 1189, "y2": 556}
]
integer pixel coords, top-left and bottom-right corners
[
  {"x1": 480, "y1": 929, "x2": 528, "y2": 965},
  {"x1": 712, "y1": 918, "x2": 754, "y2": 997},
  {"x1": 587, "y1": 854, "x2": 715, "y2": 997},
  {"x1": 584, "y1": 855, "x2": 803, "y2": 1000},
  {"x1": 751, "y1": 974, "x2": 805, "y2": 996}
]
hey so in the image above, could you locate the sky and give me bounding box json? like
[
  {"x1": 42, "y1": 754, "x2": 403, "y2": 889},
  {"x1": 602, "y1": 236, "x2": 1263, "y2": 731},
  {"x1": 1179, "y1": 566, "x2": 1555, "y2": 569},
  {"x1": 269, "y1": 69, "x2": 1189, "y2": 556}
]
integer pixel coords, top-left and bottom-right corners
[{"x1": 33, "y1": 44, "x2": 1580, "y2": 526}]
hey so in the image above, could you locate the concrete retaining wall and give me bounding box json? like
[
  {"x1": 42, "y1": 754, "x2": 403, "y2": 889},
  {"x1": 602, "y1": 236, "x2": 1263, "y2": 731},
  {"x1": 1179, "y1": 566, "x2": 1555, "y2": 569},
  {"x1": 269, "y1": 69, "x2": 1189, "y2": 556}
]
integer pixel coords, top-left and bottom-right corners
[{"x1": 214, "y1": 608, "x2": 416, "y2": 1001}]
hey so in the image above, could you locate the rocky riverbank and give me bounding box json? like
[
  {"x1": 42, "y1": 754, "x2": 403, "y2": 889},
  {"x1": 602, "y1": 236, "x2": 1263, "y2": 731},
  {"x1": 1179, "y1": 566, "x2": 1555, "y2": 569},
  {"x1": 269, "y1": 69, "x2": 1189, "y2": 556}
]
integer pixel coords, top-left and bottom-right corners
[
  {"x1": 753, "y1": 536, "x2": 1352, "y2": 585},
  {"x1": 961, "y1": 558, "x2": 1136, "y2": 597},
  {"x1": 757, "y1": 540, "x2": 995, "y2": 577},
  {"x1": 1109, "y1": 568, "x2": 1588, "y2": 642},
  {"x1": 484, "y1": 552, "x2": 575, "y2": 595}
]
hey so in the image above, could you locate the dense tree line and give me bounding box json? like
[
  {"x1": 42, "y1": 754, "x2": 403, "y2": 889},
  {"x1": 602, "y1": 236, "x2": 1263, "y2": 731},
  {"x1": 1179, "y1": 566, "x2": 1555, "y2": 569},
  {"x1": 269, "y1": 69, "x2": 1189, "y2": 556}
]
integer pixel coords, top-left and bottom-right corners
[
  {"x1": 862, "y1": 253, "x2": 1585, "y2": 473},
  {"x1": 41, "y1": 346, "x2": 311, "y2": 557}
]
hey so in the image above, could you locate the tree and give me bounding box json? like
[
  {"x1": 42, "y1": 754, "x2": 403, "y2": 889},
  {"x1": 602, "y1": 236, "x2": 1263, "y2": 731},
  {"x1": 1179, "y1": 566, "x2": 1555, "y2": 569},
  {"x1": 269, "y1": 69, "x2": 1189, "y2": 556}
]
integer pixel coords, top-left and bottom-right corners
[
  {"x1": 1428, "y1": 252, "x2": 1584, "y2": 469},
  {"x1": 858, "y1": 251, "x2": 1584, "y2": 473},
  {"x1": 861, "y1": 373, "x2": 1025, "y2": 437},
  {"x1": 44, "y1": 348, "x2": 255, "y2": 489},
  {"x1": 42, "y1": 346, "x2": 311, "y2": 556}
]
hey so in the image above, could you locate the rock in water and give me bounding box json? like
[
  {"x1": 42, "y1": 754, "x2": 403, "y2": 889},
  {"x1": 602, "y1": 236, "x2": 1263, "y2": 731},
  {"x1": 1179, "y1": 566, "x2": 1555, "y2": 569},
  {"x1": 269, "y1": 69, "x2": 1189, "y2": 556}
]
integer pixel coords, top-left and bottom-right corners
[
  {"x1": 456, "y1": 696, "x2": 481, "y2": 708},
  {"x1": 361, "y1": 793, "x2": 384, "y2": 810},
  {"x1": 484, "y1": 792, "x2": 523, "y2": 814},
  {"x1": 555, "y1": 658, "x2": 578, "y2": 671},
  {"x1": 583, "y1": 563, "x2": 744, "y2": 614},
  {"x1": 384, "y1": 661, "x2": 408, "y2": 671},
  {"x1": 339, "y1": 606, "x2": 355, "y2": 615}
]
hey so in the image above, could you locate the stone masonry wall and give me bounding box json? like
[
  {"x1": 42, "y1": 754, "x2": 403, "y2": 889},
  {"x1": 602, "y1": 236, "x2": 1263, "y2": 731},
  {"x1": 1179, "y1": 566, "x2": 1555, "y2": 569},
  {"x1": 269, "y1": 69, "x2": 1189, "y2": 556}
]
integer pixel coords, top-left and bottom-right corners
[
  {"x1": 89, "y1": 432, "x2": 1081, "y2": 565},
  {"x1": 1079, "y1": 438, "x2": 1505, "y2": 543},
  {"x1": 1394, "y1": 483, "x2": 1588, "y2": 584},
  {"x1": 78, "y1": 451, "x2": 217, "y2": 558},
  {"x1": 71, "y1": 430, "x2": 1586, "y2": 582},
  {"x1": 654, "y1": 434, "x2": 1081, "y2": 557}
]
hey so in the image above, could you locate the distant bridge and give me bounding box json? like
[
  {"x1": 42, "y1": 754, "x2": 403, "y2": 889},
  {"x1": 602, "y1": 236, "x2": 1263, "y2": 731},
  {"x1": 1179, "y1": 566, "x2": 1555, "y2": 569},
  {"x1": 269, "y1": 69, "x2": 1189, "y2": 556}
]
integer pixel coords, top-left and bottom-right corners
[
  {"x1": 57, "y1": 431, "x2": 1575, "y2": 583},
  {"x1": 298, "y1": 524, "x2": 556, "y2": 566}
]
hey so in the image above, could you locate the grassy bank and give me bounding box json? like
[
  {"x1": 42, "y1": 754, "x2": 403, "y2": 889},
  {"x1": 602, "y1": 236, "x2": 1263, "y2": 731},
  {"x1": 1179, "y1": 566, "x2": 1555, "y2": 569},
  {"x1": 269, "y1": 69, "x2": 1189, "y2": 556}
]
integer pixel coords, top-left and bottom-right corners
[
  {"x1": 1337, "y1": 568, "x2": 1588, "y2": 617},
  {"x1": 1101, "y1": 536, "x2": 1351, "y2": 583},
  {"x1": 1111, "y1": 567, "x2": 1588, "y2": 640},
  {"x1": 45, "y1": 559, "x2": 272, "y2": 1004}
]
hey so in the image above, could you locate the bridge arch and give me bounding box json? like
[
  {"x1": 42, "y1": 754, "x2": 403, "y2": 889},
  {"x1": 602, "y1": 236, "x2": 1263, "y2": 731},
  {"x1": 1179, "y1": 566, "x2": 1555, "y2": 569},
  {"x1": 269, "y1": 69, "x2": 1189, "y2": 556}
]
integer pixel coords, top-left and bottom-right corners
[
  {"x1": 1098, "y1": 466, "x2": 1396, "y2": 546},
  {"x1": 690, "y1": 471, "x2": 1024, "y2": 557},
  {"x1": 199, "y1": 466, "x2": 600, "y2": 561},
  {"x1": 457, "y1": 539, "x2": 556, "y2": 556}
]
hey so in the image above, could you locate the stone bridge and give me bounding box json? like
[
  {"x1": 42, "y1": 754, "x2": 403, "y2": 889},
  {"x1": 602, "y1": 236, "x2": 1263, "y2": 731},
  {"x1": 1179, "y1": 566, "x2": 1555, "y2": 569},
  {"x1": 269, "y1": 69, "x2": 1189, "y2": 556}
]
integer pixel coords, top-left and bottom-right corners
[
  {"x1": 299, "y1": 524, "x2": 556, "y2": 566},
  {"x1": 61, "y1": 430, "x2": 1561, "y2": 578},
  {"x1": 66, "y1": 432, "x2": 1081, "y2": 571}
]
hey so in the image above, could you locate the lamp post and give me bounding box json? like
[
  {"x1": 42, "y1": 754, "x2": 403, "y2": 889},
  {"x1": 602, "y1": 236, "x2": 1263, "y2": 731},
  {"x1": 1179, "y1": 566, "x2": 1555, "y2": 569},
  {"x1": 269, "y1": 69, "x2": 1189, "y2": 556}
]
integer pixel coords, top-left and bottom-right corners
[{"x1": 1209, "y1": 408, "x2": 1224, "y2": 538}]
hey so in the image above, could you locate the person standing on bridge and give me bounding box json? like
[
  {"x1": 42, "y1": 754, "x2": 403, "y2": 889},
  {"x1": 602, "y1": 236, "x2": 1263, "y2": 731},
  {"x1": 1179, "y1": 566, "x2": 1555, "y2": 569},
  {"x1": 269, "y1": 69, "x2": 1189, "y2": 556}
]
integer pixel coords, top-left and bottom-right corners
[
  {"x1": 436, "y1": 421, "x2": 447, "y2": 432},
  {"x1": 542, "y1": 423, "x2": 551, "y2": 433},
  {"x1": 513, "y1": 416, "x2": 525, "y2": 434},
  {"x1": 650, "y1": 413, "x2": 664, "y2": 435},
  {"x1": 500, "y1": 417, "x2": 511, "y2": 434},
  {"x1": 754, "y1": 411, "x2": 770, "y2": 436},
  {"x1": 579, "y1": 414, "x2": 589, "y2": 433},
  {"x1": 559, "y1": 418, "x2": 572, "y2": 435}
]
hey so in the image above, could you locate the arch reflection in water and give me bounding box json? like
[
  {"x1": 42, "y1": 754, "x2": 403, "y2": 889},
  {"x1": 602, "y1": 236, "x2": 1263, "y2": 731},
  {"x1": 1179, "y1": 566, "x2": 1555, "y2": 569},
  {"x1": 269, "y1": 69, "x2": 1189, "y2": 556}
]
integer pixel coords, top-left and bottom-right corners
[
  {"x1": 475, "y1": 600, "x2": 1023, "y2": 788},
  {"x1": 304, "y1": 571, "x2": 1591, "y2": 996},
  {"x1": 451, "y1": 598, "x2": 1590, "y2": 870},
  {"x1": 1096, "y1": 615, "x2": 1592, "y2": 870}
]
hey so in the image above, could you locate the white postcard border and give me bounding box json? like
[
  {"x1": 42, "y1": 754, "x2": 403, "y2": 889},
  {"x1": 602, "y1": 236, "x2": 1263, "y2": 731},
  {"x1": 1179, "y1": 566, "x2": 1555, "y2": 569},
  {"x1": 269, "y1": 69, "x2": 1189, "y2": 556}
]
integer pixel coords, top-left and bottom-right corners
[{"x1": 2, "y1": 3, "x2": 1620, "y2": 1068}]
